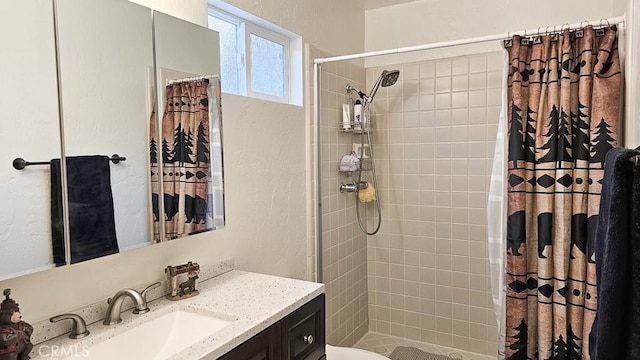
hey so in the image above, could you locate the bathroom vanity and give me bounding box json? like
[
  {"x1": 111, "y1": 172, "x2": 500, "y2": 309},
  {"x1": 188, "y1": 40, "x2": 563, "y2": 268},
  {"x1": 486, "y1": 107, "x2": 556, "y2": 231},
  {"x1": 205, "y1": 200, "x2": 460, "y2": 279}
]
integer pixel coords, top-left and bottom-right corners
[
  {"x1": 32, "y1": 268, "x2": 325, "y2": 360},
  {"x1": 219, "y1": 294, "x2": 325, "y2": 360}
]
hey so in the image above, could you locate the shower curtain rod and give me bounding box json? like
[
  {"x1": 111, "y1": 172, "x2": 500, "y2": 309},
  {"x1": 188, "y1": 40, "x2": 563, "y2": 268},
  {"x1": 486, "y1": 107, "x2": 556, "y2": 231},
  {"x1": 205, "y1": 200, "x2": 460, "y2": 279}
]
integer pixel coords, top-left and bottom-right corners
[
  {"x1": 314, "y1": 15, "x2": 625, "y2": 64},
  {"x1": 166, "y1": 74, "x2": 219, "y2": 85}
]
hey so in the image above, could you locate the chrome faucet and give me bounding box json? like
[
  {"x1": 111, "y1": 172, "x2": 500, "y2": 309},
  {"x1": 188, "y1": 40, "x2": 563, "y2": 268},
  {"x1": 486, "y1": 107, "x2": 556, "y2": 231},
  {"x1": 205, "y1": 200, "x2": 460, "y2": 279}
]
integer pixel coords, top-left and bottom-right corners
[
  {"x1": 103, "y1": 282, "x2": 161, "y2": 325},
  {"x1": 50, "y1": 313, "x2": 90, "y2": 339}
]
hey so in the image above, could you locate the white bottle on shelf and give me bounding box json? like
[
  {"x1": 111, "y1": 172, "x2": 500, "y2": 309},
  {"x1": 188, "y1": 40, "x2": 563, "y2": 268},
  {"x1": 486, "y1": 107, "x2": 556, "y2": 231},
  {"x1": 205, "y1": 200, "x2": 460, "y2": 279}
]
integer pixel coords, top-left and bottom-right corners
[
  {"x1": 353, "y1": 100, "x2": 362, "y2": 132},
  {"x1": 342, "y1": 103, "x2": 351, "y2": 131}
]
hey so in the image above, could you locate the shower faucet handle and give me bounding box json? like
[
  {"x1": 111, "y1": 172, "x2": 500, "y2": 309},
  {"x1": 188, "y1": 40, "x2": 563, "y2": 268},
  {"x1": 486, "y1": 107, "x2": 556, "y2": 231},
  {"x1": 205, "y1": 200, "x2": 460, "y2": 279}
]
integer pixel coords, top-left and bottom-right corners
[
  {"x1": 339, "y1": 183, "x2": 357, "y2": 193},
  {"x1": 339, "y1": 181, "x2": 368, "y2": 193}
]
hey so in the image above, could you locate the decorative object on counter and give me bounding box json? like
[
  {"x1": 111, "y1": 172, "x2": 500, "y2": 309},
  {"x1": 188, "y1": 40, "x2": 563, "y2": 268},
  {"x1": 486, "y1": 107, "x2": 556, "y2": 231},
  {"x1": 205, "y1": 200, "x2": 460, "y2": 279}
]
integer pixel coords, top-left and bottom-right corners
[
  {"x1": 165, "y1": 261, "x2": 200, "y2": 300},
  {"x1": 0, "y1": 289, "x2": 33, "y2": 360}
]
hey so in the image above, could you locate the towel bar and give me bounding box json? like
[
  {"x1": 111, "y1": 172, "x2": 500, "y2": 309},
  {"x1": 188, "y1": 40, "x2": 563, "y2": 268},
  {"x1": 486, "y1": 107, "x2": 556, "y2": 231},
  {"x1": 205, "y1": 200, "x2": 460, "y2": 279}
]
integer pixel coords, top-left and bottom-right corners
[{"x1": 12, "y1": 154, "x2": 126, "y2": 170}]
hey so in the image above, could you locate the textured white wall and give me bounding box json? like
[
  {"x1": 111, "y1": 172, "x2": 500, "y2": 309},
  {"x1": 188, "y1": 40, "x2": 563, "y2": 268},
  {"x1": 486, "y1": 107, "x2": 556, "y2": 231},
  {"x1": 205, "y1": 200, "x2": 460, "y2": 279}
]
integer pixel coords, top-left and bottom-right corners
[
  {"x1": 221, "y1": 0, "x2": 365, "y2": 57},
  {"x1": 364, "y1": 0, "x2": 623, "y2": 67},
  {"x1": 0, "y1": 0, "x2": 60, "y2": 279},
  {"x1": 1, "y1": 0, "x2": 364, "y2": 322},
  {"x1": 131, "y1": 0, "x2": 208, "y2": 26}
]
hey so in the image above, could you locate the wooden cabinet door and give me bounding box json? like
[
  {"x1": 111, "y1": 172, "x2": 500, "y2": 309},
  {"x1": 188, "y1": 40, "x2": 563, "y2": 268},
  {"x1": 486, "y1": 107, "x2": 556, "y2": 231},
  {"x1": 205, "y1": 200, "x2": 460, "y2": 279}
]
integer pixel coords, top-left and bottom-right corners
[
  {"x1": 219, "y1": 323, "x2": 282, "y2": 360},
  {"x1": 281, "y1": 294, "x2": 326, "y2": 360}
]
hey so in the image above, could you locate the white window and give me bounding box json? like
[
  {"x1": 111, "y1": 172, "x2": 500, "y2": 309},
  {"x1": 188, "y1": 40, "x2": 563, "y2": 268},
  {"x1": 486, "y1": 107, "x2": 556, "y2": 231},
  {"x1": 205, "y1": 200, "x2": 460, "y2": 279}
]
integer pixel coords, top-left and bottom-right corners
[{"x1": 208, "y1": 4, "x2": 301, "y2": 105}]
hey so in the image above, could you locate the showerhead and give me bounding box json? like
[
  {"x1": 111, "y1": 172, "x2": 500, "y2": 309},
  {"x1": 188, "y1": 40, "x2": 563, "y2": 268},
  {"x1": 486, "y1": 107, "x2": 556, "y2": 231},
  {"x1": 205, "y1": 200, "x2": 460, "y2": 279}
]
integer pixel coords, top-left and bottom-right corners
[
  {"x1": 345, "y1": 69, "x2": 401, "y2": 104},
  {"x1": 368, "y1": 69, "x2": 400, "y2": 102},
  {"x1": 380, "y1": 70, "x2": 400, "y2": 87}
]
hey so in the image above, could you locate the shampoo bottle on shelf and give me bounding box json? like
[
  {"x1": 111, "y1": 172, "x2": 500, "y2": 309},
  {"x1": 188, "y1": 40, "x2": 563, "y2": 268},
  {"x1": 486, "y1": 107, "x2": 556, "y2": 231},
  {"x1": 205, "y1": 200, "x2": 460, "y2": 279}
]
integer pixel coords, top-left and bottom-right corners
[{"x1": 353, "y1": 100, "x2": 362, "y2": 132}]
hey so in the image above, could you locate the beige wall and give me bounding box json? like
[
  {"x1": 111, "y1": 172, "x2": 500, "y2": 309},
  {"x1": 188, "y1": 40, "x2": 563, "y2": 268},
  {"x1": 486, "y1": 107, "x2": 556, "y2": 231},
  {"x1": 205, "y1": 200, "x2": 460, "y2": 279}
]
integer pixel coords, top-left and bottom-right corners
[
  {"x1": 1, "y1": 0, "x2": 364, "y2": 323},
  {"x1": 364, "y1": 0, "x2": 624, "y2": 67}
]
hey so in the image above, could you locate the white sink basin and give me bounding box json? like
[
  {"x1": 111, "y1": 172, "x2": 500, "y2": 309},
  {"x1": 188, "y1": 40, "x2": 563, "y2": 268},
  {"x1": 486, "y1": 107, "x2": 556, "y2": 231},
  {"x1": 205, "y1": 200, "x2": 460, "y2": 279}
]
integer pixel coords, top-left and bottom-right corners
[{"x1": 65, "y1": 310, "x2": 233, "y2": 360}]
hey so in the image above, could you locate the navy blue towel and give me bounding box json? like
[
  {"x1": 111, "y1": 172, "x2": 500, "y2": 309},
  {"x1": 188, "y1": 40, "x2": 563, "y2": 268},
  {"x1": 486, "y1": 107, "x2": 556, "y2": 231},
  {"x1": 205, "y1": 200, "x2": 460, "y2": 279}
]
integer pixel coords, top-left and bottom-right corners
[
  {"x1": 51, "y1": 156, "x2": 119, "y2": 265},
  {"x1": 590, "y1": 147, "x2": 640, "y2": 360}
]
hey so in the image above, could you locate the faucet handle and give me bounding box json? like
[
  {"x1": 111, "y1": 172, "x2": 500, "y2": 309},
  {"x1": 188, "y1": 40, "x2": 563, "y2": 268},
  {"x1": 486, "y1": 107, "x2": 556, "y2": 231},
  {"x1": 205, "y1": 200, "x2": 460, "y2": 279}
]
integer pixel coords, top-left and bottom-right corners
[
  {"x1": 141, "y1": 281, "x2": 162, "y2": 300},
  {"x1": 129, "y1": 282, "x2": 161, "y2": 315},
  {"x1": 50, "y1": 313, "x2": 90, "y2": 339}
]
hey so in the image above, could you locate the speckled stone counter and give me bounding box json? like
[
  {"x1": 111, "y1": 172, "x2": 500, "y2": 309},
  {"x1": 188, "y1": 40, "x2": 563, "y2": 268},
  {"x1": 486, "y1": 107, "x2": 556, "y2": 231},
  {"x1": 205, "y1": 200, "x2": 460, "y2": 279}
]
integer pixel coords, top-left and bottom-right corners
[{"x1": 32, "y1": 271, "x2": 324, "y2": 360}]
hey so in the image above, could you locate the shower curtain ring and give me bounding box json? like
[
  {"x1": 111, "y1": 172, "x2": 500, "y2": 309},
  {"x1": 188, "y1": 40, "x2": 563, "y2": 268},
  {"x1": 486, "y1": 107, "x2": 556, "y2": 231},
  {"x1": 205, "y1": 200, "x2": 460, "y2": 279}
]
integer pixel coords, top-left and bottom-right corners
[
  {"x1": 581, "y1": 20, "x2": 590, "y2": 28},
  {"x1": 562, "y1": 23, "x2": 570, "y2": 31},
  {"x1": 600, "y1": 18, "x2": 610, "y2": 27}
]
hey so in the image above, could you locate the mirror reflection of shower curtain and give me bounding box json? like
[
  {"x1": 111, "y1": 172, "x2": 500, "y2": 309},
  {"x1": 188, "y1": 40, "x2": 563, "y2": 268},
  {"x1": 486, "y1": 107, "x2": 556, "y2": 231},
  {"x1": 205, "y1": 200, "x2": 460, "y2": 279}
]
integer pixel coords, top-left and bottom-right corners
[{"x1": 150, "y1": 77, "x2": 224, "y2": 240}]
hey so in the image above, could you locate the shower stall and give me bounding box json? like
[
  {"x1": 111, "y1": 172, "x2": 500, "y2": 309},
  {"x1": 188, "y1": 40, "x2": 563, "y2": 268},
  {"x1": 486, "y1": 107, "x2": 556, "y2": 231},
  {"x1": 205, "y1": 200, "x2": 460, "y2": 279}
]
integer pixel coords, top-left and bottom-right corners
[
  {"x1": 311, "y1": 14, "x2": 625, "y2": 360},
  {"x1": 313, "y1": 49, "x2": 502, "y2": 357}
]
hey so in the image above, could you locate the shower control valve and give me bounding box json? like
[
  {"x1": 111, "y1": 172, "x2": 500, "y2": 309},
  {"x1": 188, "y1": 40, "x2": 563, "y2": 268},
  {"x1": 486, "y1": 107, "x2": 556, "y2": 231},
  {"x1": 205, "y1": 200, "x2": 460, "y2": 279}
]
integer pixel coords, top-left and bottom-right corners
[{"x1": 339, "y1": 181, "x2": 368, "y2": 193}]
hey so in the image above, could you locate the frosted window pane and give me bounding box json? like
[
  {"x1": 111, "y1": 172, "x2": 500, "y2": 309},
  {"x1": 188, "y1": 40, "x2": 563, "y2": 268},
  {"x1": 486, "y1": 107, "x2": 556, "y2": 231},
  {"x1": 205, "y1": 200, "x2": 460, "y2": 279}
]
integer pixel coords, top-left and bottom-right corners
[
  {"x1": 250, "y1": 33, "x2": 285, "y2": 97},
  {"x1": 208, "y1": 15, "x2": 239, "y2": 94}
]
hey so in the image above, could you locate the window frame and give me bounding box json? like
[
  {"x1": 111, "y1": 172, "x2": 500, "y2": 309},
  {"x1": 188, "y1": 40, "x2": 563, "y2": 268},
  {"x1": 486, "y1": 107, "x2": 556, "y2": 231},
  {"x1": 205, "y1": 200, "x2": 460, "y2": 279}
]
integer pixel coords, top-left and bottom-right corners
[{"x1": 207, "y1": 6, "x2": 291, "y2": 104}]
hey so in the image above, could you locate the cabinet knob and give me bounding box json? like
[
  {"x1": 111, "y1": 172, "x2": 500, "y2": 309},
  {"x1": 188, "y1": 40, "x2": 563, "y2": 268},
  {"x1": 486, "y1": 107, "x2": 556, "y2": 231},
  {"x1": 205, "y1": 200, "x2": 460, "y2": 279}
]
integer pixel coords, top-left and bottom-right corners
[{"x1": 303, "y1": 335, "x2": 314, "y2": 344}]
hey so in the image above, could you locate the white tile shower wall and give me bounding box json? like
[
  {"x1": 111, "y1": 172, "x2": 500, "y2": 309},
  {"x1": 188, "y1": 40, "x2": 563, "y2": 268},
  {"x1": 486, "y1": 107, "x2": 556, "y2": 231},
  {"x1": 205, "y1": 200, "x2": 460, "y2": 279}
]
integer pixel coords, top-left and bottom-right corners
[
  {"x1": 310, "y1": 47, "x2": 369, "y2": 346},
  {"x1": 365, "y1": 52, "x2": 502, "y2": 356}
]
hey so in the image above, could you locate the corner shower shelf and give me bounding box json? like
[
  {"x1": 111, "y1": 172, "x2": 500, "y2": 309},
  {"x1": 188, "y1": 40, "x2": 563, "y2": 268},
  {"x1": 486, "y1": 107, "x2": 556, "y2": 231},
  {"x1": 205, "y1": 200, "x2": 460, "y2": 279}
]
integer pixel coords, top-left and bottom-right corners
[
  {"x1": 338, "y1": 121, "x2": 370, "y2": 134},
  {"x1": 337, "y1": 158, "x2": 372, "y2": 176}
]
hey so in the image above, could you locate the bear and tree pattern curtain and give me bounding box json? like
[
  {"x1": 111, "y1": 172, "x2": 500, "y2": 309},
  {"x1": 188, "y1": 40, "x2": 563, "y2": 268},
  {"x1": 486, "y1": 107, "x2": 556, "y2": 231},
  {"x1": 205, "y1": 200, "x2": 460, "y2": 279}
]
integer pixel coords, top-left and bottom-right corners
[{"x1": 504, "y1": 26, "x2": 620, "y2": 360}]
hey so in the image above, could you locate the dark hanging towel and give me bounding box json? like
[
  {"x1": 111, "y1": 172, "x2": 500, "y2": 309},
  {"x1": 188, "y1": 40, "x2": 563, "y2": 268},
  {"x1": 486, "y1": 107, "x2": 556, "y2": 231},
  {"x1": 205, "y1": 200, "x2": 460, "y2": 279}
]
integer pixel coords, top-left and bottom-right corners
[
  {"x1": 50, "y1": 156, "x2": 119, "y2": 266},
  {"x1": 590, "y1": 147, "x2": 640, "y2": 360}
]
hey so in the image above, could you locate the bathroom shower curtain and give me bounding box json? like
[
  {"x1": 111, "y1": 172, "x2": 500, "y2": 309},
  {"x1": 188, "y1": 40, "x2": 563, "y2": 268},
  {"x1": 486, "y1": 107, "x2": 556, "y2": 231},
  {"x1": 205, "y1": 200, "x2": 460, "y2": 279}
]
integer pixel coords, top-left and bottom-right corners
[
  {"x1": 150, "y1": 77, "x2": 224, "y2": 240},
  {"x1": 503, "y1": 26, "x2": 620, "y2": 360}
]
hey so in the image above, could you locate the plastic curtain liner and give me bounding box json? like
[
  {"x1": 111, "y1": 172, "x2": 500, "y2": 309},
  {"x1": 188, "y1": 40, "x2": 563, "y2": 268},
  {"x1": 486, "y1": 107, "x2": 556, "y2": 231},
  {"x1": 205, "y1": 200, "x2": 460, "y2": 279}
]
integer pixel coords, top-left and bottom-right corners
[{"x1": 487, "y1": 51, "x2": 508, "y2": 360}]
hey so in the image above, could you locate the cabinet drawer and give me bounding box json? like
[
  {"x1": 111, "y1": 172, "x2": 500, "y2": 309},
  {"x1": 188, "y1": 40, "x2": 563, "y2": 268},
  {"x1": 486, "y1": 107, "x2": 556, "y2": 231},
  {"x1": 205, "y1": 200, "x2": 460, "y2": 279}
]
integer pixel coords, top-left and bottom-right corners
[{"x1": 281, "y1": 294, "x2": 325, "y2": 360}]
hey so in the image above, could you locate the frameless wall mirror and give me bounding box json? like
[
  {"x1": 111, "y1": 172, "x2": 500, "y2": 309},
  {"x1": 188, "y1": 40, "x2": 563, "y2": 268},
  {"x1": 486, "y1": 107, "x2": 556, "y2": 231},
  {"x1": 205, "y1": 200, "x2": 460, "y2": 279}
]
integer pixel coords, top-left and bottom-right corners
[
  {"x1": 0, "y1": 0, "x2": 224, "y2": 281},
  {"x1": 55, "y1": 0, "x2": 155, "y2": 264},
  {"x1": 0, "y1": 0, "x2": 62, "y2": 279}
]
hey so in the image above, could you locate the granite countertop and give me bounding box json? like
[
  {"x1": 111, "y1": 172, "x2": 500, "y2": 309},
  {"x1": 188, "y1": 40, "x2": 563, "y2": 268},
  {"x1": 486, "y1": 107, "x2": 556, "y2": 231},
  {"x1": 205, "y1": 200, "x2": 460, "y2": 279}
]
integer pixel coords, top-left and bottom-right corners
[{"x1": 32, "y1": 270, "x2": 324, "y2": 360}]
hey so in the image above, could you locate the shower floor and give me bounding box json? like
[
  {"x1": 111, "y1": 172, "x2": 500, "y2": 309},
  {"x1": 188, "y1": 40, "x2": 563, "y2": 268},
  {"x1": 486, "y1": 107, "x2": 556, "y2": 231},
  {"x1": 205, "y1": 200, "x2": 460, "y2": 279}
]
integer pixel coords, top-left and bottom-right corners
[{"x1": 353, "y1": 332, "x2": 494, "y2": 360}]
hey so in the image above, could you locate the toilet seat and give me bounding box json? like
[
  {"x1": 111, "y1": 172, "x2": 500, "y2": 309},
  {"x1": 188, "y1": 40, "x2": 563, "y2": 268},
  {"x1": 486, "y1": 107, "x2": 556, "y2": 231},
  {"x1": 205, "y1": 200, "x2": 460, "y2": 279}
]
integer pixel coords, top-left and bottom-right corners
[{"x1": 326, "y1": 345, "x2": 389, "y2": 359}]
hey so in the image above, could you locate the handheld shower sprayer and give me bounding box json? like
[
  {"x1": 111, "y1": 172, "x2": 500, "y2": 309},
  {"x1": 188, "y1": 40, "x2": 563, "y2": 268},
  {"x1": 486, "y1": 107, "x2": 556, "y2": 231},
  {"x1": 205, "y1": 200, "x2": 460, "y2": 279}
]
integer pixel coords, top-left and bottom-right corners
[
  {"x1": 343, "y1": 69, "x2": 400, "y2": 236},
  {"x1": 345, "y1": 69, "x2": 400, "y2": 105}
]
